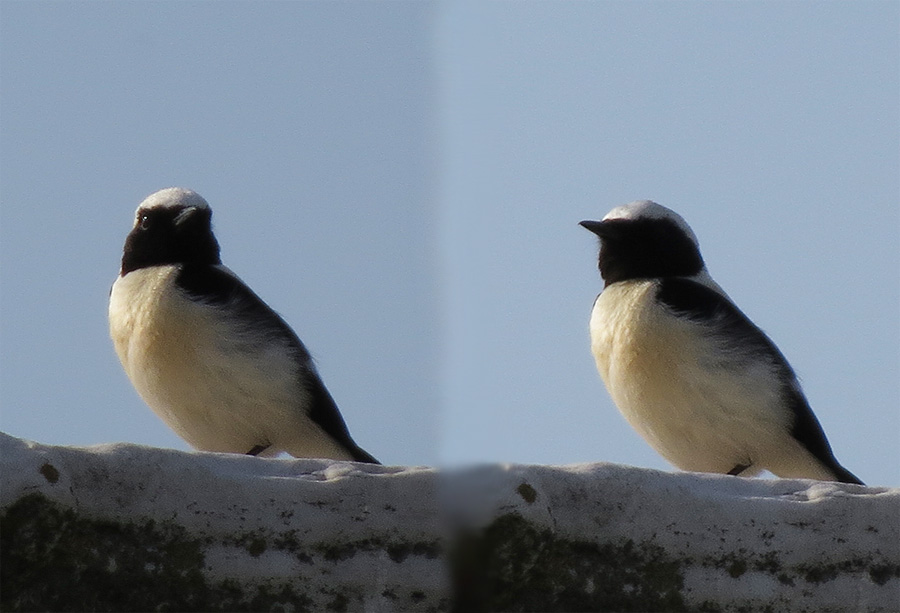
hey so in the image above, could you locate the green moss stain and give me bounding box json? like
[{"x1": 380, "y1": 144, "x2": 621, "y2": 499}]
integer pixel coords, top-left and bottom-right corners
[
  {"x1": 0, "y1": 492, "x2": 443, "y2": 610},
  {"x1": 312, "y1": 537, "x2": 441, "y2": 565},
  {"x1": 5, "y1": 489, "x2": 890, "y2": 612},
  {"x1": 727, "y1": 559, "x2": 748, "y2": 578},
  {"x1": 869, "y1": 564, "x2": 900, "y2": 586},
  {"x1": 704, "y1": 549, "x2": 900, "y2": 593},
  {"x1": 326, "y1": 591, "x2": 349, "y2": 612},
  {"x1": 0, "y1": 493, "x2": 313, "y2": 612},
  {"x1": 796, "y1": 558, "x2": 900, "y2": 586},
  {"x1": 317, "y1": 538, "x2": 384, "y2": 562},
  {"x1": 754, "y1": 551, "x2": 782, "y2": 575},
  {"x1": 451, "y1": 512, "x2": 687, "y2": 612},
  {"x1": 39, "y1": 462, "x2": 60, "y2": 484},
  {"x1": 246, "y1": 537, "x2": 267, "y2": 558},
  {"x1": 388, "y1": 541, "x2": 442, "y2": 563},
  {"x1": 516, "y1": 483, "x2": 537, "y2": 504}
]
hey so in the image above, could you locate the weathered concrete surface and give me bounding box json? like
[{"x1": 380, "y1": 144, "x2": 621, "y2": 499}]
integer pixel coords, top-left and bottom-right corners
[
  {"x1": 447, "y1": 463, "x2": 900, "y2": 612},
  {"x1": 1, "y1": 433, "x2": 444, "y2": 612},
  {"x1": 1, "y1": 432, "x2": 898, "y2": 612}
]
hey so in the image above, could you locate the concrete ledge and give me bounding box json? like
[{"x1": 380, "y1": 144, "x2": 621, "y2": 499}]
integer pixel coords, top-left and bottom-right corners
[{"x1": 1, "y1": 432, "x2": 897, "y2": 611}]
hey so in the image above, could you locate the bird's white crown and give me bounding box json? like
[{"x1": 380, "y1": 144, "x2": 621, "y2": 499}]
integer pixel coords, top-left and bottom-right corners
[
  {"x1": 137, "y1": 187, "x2": 210, "y2": 213},
  {"x1": 602, "y1": 200, "x2": 726, "y2": 295},
  {"x1": 602, "y1": 200, "x2": 700, "y2": 248}
]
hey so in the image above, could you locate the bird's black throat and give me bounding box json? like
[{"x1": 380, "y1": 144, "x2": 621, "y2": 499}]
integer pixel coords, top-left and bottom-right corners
[
  {"x1": 121, "y1": 205, "x2": 221, "y2": 275},
  {"x1": 594, "y1": 217, "x2": 705, "y2": 286}
]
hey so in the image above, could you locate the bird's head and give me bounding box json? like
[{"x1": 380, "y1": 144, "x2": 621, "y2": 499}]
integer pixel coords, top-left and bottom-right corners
[
  {"x1": 580, "y1": 200, "x2": 707, "y2": 287},
  {"x1": 120, "y1": 187, "x2": 221, "y2": 275}
]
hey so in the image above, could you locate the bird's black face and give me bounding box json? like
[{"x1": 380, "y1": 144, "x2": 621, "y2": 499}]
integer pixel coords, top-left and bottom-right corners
[
  {"x1": 581, "y1": 217, "x2": 705, "y2": 286},
  {"x1": 120, "y1": 205, "x2": 221, "y2": 275}
]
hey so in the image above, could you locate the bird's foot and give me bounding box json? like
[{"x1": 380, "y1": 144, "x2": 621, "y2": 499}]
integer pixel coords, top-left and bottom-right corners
[{"x1": 727, "y1": 462, "x2": 752, "y2": 476}]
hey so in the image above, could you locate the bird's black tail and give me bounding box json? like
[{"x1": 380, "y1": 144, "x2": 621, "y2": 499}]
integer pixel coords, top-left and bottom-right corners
[
  {"x1": 787, "y1": 394, "x2": 863, "y2": 485},
  {"x1": 350, "y1": 446, "x2": 380, "y2": 465},
  {"x1": 830, "y1": 463, "x2": 864, "y2": 485}
]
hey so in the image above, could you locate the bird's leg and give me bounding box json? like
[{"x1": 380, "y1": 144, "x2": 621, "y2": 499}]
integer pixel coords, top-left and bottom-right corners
[
  {"x1": 727, "y1": 462, "x2": 752, "y2": 476},
  {"x1": 246, "y1": 444, "x2": 270, "y2": 456}
]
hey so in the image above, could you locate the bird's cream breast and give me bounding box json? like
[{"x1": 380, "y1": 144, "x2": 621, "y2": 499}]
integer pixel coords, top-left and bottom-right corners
[
  {"x1": 109, "y1": 267, "x2": 207, "y2": 406},
  {"x1": 589, "y1": 281, "x2": 672, "y2": 393},
  {"x1": 591, "y1": 280, "x2": 735, "y2": 422},
  {"x1": 589, "y1": 279, "x2": 795, "y2": 473},
  {"x1": 109, "y1": 266, "x2": 310, "y2": 452}
]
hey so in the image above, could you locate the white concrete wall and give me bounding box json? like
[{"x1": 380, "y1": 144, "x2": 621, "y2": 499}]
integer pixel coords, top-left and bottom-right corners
[{"x1": 2, "y1": 432, "x2": 897, "y2": 611}]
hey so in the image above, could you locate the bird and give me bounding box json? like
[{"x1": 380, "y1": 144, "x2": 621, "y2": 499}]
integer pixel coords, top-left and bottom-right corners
[
  {"x1": 580, "y1": 200, "x2": 862, "y2": 484},
  {"x1": 109, "y1": 187, "x2": 378, "y2": 463}
]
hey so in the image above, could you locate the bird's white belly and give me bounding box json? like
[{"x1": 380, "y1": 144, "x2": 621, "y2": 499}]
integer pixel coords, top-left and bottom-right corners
[
  {"x1": 589, "y1": 281, "x2": 790, "y2": 474},
  {"x1": 108, "y1": 267, "x2": 311, "y2": 454}
]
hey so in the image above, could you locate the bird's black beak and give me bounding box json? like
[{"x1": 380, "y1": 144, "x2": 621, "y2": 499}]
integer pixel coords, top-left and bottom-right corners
[
  {"x1": 174, "y1": 206, "x2": 200, "y2": 226},
  {"x1": 579, "y1": 219, "x2": 606, "y2": 237}
]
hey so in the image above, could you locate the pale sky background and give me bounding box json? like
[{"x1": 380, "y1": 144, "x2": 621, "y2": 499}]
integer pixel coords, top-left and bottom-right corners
[{"x1": 1, "y1": 2, "x2": 897, "y2": 486}]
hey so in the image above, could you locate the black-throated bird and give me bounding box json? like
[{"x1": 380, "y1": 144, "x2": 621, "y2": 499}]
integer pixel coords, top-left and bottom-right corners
[
  {"x1": 581, "y1": 200, "x2": 860, "y2": 484},
  {"x1": 109, "y1": 187, "x2": 378, "y2": 463}
]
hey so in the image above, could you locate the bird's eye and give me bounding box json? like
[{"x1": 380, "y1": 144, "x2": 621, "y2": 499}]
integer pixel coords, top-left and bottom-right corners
[{"x1": 139, "y1": 214, "x2": 151, "y2": 230}]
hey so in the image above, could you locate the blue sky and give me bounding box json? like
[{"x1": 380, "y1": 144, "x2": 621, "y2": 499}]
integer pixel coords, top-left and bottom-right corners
[{"x1": 2, "y1": 2, "x2": 897, "y2": 486}]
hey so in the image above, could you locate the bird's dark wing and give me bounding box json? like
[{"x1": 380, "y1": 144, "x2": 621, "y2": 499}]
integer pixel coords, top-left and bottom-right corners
[
  {"x1": 304, "y1": 374, "x2": 380, "y2": 464},
  {"x1": 175, "y1": 264, "x2": 379, "y2": 464},
  {"x1": 784, "y1": 391, "x2": 861, "y2": 484},
  {"x1": 656, "y1": 277, "x2": 860, "y2": 484}
]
